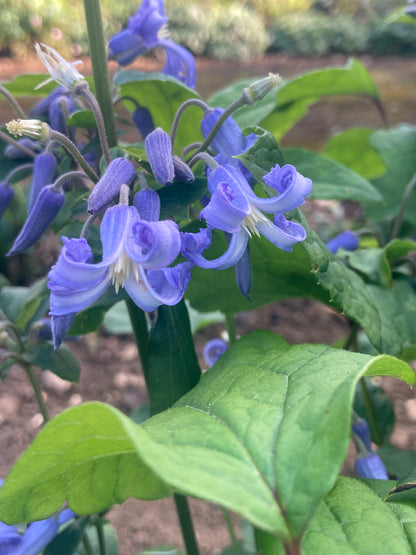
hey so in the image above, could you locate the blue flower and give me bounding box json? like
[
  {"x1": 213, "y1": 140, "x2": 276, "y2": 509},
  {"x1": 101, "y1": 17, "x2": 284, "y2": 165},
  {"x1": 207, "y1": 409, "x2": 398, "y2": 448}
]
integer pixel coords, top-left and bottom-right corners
[
  {"x1": 108, "y1": 0, "x2": 196, "y2": 88},
  {"x1": 203, "y1": 338, "x2": 228, "y2": 367},
  {"x1": 354, "y1": 453, "x2": 389, "y2": 480},
  {"x1": 48, "y1": 196, "x2": 191, "y2": 346},
  {"x1": 201, "y1": 108, "x2": 257, "y2": 182},
  {"x1": 0, "y1": 183, "x2": 14, "y2": 220},
  {"x1": 182, "y1": 163, "x2": 312, "y2": 270},
  {"x1": 326, "y1": 230, "x2": 359, "y2": 254},
  {"x1": 0, "y1": 480, "x2": 75, "y2": 555},
  {"x1": 28, "y1": 152, "x2": 58, "y2": 213}
]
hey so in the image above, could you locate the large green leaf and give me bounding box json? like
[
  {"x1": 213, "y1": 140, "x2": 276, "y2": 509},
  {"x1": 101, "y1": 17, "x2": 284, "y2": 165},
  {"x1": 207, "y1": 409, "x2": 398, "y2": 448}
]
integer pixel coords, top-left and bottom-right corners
[
  {"x1": 257, "y1": 477, "x2": 416, "y2": 554},
  {"x1": 323, "y1": 128, "x2": 386, "y2": 180},
  {"x1": 114, "y1": 71, "x2": 202, "y2": 148},
  {"x1": 283, "y1": 148, "x2": 382, "y2": 202},
  {"x1": 261, "y1": 58, "x2": 382, "y2": 140},
  {"x1": 364, "y1": 124, "x2": 416, "y2": 225},
  {"x1": 22, "y1": 342, "x2": 80, "y2": 382},
  {"x1": 0, "y1": 333, "x2": 412, "y2": 540}
]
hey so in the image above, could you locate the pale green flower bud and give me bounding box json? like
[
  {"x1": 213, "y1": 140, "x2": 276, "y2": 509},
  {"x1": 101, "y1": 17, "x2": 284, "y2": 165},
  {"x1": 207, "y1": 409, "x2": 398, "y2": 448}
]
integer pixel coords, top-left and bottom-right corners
[{"x1": 243, "y1": 73, "x2": 282, "y2": 105}]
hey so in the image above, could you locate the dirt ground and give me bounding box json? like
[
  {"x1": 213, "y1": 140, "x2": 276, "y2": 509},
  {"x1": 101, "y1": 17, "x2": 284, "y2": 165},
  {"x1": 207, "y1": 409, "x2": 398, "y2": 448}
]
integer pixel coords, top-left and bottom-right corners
[{"x1": 0, "y1": 52, "x2": 416, "y2": 554}]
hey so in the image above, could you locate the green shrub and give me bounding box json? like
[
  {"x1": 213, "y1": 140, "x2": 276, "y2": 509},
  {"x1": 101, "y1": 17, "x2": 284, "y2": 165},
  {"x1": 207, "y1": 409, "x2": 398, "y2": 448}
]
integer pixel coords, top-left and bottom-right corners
[
  {"x1": 268, "y1": 11, "x2": 370, "y2": 56},
  {"x1": 369, "y1": 18, "x2": 416, "y2": 54}
]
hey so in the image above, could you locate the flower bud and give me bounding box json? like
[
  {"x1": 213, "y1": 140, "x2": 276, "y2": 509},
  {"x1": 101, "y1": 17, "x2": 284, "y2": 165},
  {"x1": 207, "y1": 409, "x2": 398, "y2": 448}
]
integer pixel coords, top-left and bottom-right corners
[
  {"x1": 172, "y1": 155, "x2": 194, "y2": 183},
  {"x1": 145, "y1": 127, "x2": 174, "y2": 186},
  {"x1": 52, "y1": 313, "x2": 76, "y2": 350},
  {"x1": 87, "y1": 158, "x2": 136, "y2": 214},
  {"x1": 28, "y1": 152, "x2": 58, "y2": 213},
  {"x1": 35, "y1": 43, "x2": 86, "y2": 91},
  {"x1": 352, "y1": 417, "x2": 372, "y2": 452},
  {"x1": 243, "y1": 73, "x2": 282, "y2": 105},
  {"x1": 355, "y1": 452, "x2": 388, "y2": 480},
  {"x1": 203, "y1": 338, "x2": 228, "y2": 367},
  {"x1": 8, "y1": 185, "x2": 65, "y2": 256},
  {"x1": 132, "y1": 106, "x2": 155, "y2": 139},
  {"x1": 0, "y1": 183, "x2": 14, "y2": 220},
  {"x1": 49, "y1": 95, "x2": 76, "y2": 135},
  {"x1": 326, "y1": 230, "x2": 359, "y2": 254},
  {"x1": 133, "y1": 188, "x2": 160, "y2": 222},
  {"x1": 6, "y1": 119, "x2": 50, "y2": 142},
  {"x1": 4, "y1": 138, "x2": 41, "y2": 159}
]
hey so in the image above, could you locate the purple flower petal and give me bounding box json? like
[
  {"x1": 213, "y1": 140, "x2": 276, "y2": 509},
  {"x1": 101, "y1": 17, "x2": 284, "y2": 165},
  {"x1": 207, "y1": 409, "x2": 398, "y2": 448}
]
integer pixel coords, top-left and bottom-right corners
[
  {"x1": 355, "y1": 453, "x2": 388, "y2": 480},
  {"x1": 88, "y1": 158, "x2": 136, "y2": 215},
  {"x1": 203, "y1": 338, "x2": 229, "y2": 367},
  {"x1": 258, "y1": 164, "x2": 312, "y2": 213},
  {"x1": 28, "y1": 152, "x2": 58, "y2": 213},
  {"x1": 158, "y1": 38, "x2": 197, "y2": 88},
  {"x1": 133, "y1": 188, "x2": 160, "y2": 221},
  {"x1": 182, "y1": 228, "x2": 249, "y2": 270},
  {"x1": 127, "y1": 219, "x2": 181, "y2": 268},
  {"x1": 0, "y1": 183, "x2": 14, "y2": 220},
  {"x1": 257, "y1": 214, "x2": 306, "y2": 252},
  {"x1": 108, "y1": 29, "x2": 147, "y2": 66},
  {"x1": 145, "y1": 128, "x2": 174, "y2": 186},
  {"x1": 326, "y1": 230, "x2": 359, "y2": 254}
]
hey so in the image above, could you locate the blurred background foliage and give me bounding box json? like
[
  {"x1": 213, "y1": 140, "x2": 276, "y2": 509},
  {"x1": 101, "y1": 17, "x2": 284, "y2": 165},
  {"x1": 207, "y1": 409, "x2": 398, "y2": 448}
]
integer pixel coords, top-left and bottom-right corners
[{"x1": 0, "y1": 0, "x2": 412, "y2": 61}]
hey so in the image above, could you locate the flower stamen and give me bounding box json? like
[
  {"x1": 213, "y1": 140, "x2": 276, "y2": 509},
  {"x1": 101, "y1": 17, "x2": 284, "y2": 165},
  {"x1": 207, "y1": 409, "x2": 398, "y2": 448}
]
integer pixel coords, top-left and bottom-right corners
[{"x1": 242, "y1": 204, "x2": 272, "y2": 238}]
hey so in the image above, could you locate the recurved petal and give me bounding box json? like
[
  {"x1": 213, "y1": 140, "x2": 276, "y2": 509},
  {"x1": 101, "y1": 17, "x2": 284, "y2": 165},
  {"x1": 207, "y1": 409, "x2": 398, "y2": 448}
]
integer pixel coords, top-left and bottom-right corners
[
  {"x1": 257, "y1": 214, "x2": 306, "y2": 252},
  {"x1": 126, "y1": 219, "x2": 181, "y2": 268},
  {"x1": 182, "y1": 228, "x2": 248, "y2": 270},
  {"x1": 158, "y1": 38, "x2": 197, "y2": 88},
  {"x1": 100, "y1": 204, "x2": 138, "y2": 262},
  {"x1": 49, "y1": 272, "x2": 112, "y2": 316},
  {"x1": 255, "y1": 164, "x2": 312, "y2": 214},
  {"x1": 146, "y1": 261, "x2": 192, "y2": 305},
  {"x1": 201, "y1": 180, "x2": 250, "y2": 233},
  {"x1": 108, "y1": 29, "x2": 147, "y2": 66}
]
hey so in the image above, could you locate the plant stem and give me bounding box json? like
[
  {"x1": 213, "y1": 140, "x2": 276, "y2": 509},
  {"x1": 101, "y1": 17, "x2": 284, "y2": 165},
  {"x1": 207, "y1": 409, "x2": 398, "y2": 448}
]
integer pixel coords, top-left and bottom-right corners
[
  {"x1": 360, "y1": 377, "x2": 383, "y2": 446},
  {"x1": 96, "y1": 519, "x2": 107, "y2": 555},
  {"x1": 391, "y1": 171, "x2": 416, "y2": 239},
  {"x1": 174, "y1": 494, "x2": 200, "y2": 555},
  {"x1": 83, "y1": 0, "x2": 118, "y2": 149},
  {"x1": 23, "y1": 363, "x2": 49, "y2": 424},
  {"x1": 126, "y1": 300, "x2": 149, "y2": 382},
  {"x1": 0, "y1": 84, "x2": 27, "y2": 118},
  {"x1": 82, "y1": 533, "x2": 95, "y2": 555},
  {"x1": 0, "y1": 130, "x2": 36, "y2": 158},
  {"x1": 170, "y1": 98, "x2": 210, "y2": 148},
  {"x1": 221, "y1": 508, "x2": 242, "y2": 555},
  {"x1": 226, "y1": 313, "x2": 237, "y2": 345},
  {"x1": 343, "y1": 321, "x2": 359, "y2": 351},
  {"x1": 76, "y1": 83, "x2": 112, "y2": 164},
  {"x1": 48, "y1": 130, "x2": 99, "y2": 182}
]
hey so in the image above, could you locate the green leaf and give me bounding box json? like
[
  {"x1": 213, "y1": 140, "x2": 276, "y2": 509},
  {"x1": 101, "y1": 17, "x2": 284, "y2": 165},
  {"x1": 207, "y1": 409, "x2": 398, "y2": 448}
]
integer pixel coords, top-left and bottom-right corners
[
  {"x1": 15, "y1": 278, "x2": 50, "y2": 331},
  {"x1": 158, "y1": 178, "x2": 208, "y2": 220},
  {"x1": 385, "y1": 239, "x2": 416, "y2": 263},
  {"x1": 146, "y1": 300, "x2": 201, "y2": 415},
  {"x1": 387, "y1": 468, "x2": 416, "y2": 498},
  {"x1": 44, "y1": 517, "x2": 88, "y2": 555},
  {"x1": 102, "y1": 302, "x2": 133, "y2": 335},
  {"x1": 66, "y1": 110, "x2": 97, "y2": 129},
  {"x1": 22, "y1": 342, "x2": 80, "y2": 382},
  {"x1": 283, "y1": 148, "x2": 382, "y2": 202},
  {"x1": 323, "y1": 128, "x2": 386, "y2": 180},
  {"x1": 378, "y1": 444, "x2": 416, "y2": 479},
  {"x1": 236, "y1": 126, "x2": 283, "y2": 182},
  {"x1": 0, "y1": 286, "x2": 30, "y2": 323},
  {"x1": 0, "y1": 334, "x2": 412, "y2": 538},
  {"x1": 69, "y1": 288, "x2": 128, "y2": 335},
  {"x1": 258, "y1": 477, "x2": 415, "y2": 554},
  {"x1": 261, "y1": 58, "x2": 381, "y2": 140},
  {"x1": 342, "y1": 247, "x2": 392, "y2": 285},
  {"x1": 114, "y1": 71, "x2": 202, "y2": 148},
  {"x1": 364, "y1": 124, "x2": 416, "y2": 225}
]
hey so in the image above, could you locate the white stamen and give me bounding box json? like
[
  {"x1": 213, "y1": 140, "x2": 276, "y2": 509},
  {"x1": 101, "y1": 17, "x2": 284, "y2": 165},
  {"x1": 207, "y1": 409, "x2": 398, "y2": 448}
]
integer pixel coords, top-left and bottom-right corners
[
  {"x1": 108, "y1": 251, "x2": 144, "y2": 294},
  {"x1": 6, "y1": 118, "x2": 49, "y2": 141},
  {"x1": 242, "y1": 204, "x2": 272, "y2": 238}
]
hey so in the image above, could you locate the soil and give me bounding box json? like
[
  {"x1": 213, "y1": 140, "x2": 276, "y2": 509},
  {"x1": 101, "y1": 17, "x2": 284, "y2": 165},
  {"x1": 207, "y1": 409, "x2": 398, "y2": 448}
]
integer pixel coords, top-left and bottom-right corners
[{"x1": 0, "y1": 52, "x2": 416, "y2": 554}]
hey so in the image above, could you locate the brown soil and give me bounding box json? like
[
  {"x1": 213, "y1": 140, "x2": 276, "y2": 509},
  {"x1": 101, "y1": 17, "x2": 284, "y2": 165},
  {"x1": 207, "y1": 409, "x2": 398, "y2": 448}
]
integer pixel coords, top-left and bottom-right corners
[{"x1": 0, "y1": 53, "x2": 416, "y2": 554}]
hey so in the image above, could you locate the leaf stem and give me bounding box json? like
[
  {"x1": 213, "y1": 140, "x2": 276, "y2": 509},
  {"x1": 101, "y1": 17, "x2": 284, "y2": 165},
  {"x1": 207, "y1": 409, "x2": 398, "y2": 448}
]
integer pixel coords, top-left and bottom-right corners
[
  {"x1": 221, "y1": 508, "x2": 242, "y2": 555},
  {"x1": 225, "y1": 313, "x2": 237, "y2": 345},
  {"x1": 174, "y1": 494, "x2": 200, "y2": 555},
  {"x1": 0, "y1": 130, "x2": 36, "y2": 158},
  {"x1": 23, "y1": 362, "x2": 49, "y2": 424},
  {"x1": 96, "y1": 519, "x2": 107, "y2": 555},
  {"x1": 125, "y1": 300, "x2": 149, "y2": 382},
  {"x1": 48, "y1": 130, "x2": 99, "y2": 182},
  {"x1": 360, "y1": 377, "x2": 383, "y2": 446},
  {"x1": 0, "y1": 84, "x2": 27, "y2": 118},
  {"x1": 170, "y1": 98, "x2": 210, "y2": 148},
  {"x1": 83, "y1": 0, "x2": 118, "y2": 149},
  {"x1": 391, "y1": 171, "x2": 416, "y2": 239},
  {"x1": 82, "y1": 532, "x2": 95, "y2": 555}
]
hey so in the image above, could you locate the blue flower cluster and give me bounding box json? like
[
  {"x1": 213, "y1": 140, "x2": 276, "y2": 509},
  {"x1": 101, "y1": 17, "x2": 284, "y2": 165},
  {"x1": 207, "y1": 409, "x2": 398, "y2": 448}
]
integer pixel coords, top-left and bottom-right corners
[{"x1": 3, "y1": 0, "x2": 313, "y2": 350}]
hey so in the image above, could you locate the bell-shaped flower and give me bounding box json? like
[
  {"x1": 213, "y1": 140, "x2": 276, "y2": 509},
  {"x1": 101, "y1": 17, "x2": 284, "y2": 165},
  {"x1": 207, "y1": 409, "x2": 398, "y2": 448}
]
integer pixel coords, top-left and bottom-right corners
[
  {"x1": 203, "y1": 338, "x2": 229, "y2": 367},
  {"x1": 8, "y1": 185, "x2": 65, "y2": 256},
  {"x1": 87, "y1": 157, "x2": 136, "y2": 214},
  {"x1": 48, "y1": 197, "x2": 191, "y2": 347},
  {"x1": 49, "y1": 94, "x2": 77, "y2": 135},
  {"x1": 181, "y1": 163, "x2": 312, "y2": 271},
  {"x1": 354, "y1": 452, "x2": 388, "y2": 480},
  {"x1": 201, "y1": 107, "x2": 258, "y2": 182},
  {"x1": 28, "y1": 152, "x2": 58, "y2": 213},
  {"x1": 352, "y1": 416, "x2": 372, "y2": 452},
  {"x1": 132, "y1": 106, "x2": 155, "y2": 139},
  {"x1": 326, "y1": 230, "x2": 359, "y2": 254},
  {"x1": 4, "y1": 138, "x2": 41, "y2": 159},
  {"x1": 0, "y1": 183, "x2": 14, "y2": 220},
  {"x1": 108, "y1": 0, "x2": 196, "y2": 88}
]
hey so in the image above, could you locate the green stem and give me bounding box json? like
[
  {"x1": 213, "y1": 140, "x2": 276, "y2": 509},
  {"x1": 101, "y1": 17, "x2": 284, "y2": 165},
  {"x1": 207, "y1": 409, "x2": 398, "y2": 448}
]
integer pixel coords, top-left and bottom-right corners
[
  {"x1": 225, "y1": 313, "x2": 237, "y2": 345},
  {"x1": 96, "y1": 519, "x2": 107, "y2": 555},
  {"x1": 83, "y1": 0, "x2": 118, "y2": 149},
  {"x1": 391, "y1": 171, "x2": 416, "y2": 239},
  {"x1": 76, "y1": 83, "x2": 112, "y2": 164},
  {"x1": 360, "y1": 377, "x2": 383, "y2": 446},
  {"x1": 0, "y1": 84, "x2": 26, "y2": 118},
  {"x1": 174, "y1": 494, "x2": 200, "y2": 555},
  {"x1": 82, "y1": 533, "x2": 95, "y2": 555},
  {"x1": 343, "y1": 322, "x2": 359, "y2": 351},
  {"x1": 125, "y1": 300, "x2": 149, "y2": 382},
  {"x1": 23, "y1": 363, "x2": 49, "y2": 424},
  {"x1": 221, "y1": 508, "x2": 242, "y2": 555},
  {"x1": 48, "y1": 130, "x2": 99, "y2": 182},
  {"x1": 170, "y1": 98, "x2": 210, "y2": 148}
]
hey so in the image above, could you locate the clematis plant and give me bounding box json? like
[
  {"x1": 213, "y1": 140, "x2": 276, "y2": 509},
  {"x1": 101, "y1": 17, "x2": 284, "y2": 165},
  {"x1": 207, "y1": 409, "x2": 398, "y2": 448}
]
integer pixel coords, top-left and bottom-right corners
[{"x1": 1, "y1": 2, "x2": 416, "y2": 555}]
